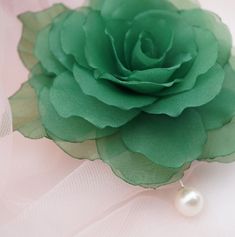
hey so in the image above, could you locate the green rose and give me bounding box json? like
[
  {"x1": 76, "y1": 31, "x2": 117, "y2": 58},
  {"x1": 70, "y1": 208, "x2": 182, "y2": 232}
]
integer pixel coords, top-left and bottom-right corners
[{"x1": 11, "y1": 0, "x2": 235, "y2": 188}]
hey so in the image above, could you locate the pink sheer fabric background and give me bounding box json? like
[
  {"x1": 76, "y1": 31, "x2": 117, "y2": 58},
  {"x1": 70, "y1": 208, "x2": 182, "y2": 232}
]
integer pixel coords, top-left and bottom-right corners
[{"x1": 0, "y1": 0, "x2": 235, "y2": 236}]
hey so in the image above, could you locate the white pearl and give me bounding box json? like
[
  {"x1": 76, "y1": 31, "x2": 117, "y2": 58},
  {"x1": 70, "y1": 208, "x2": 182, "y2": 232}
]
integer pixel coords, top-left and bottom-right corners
[{"x1": 174, "y1": 187, "x2": 204, "y2": 217}]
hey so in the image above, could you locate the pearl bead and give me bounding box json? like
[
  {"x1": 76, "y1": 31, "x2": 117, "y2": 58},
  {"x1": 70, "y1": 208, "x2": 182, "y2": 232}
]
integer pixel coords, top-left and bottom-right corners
[{"x1": 174, "y1": 187, "x2": 204, "y2": 217}]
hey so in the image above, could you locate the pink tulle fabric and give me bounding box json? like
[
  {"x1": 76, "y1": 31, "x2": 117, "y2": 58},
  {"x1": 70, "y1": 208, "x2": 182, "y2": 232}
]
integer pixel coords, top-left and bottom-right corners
[{"x1": 1, "y1": 0, "x2": 235, "y2": 236}]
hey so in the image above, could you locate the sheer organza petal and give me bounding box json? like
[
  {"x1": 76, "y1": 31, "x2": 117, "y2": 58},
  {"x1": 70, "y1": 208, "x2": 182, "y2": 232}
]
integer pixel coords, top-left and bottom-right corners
[
  {"x1": 97, "y1": 133, "x2": 190, "y2": 188},
  {"x1": 200, "y1": 117, "x2": 235, "y2": 161},
  {"x1": 105, "y1": 20, "x2": 131, "y2": 75},
  {"x1": 90, "y1": 0, "x2": 199, "y2": 15},
  {"x1": 40, "y1": 88, "x2": 117, "y2": 142},
  {"x1": 124, "y1": 10, "x2": 196, "y2": 71},
  {"x1": 18, "y1": 4, "x2": 67, "y2": 70},
  {"x1": 145, "y1": 64, "x2": 224, "y2": 116},
  {"x1": 131, "y1": 31, "x2": 174, "y2": 70},
  {"x1": 55, "y1": 140, "x2": 99, "y2": 160},
  {"x1": 200, "y1": 62, "x2": 235, "y2": 160},
  {"x1": 181, "y1": 9, "x2": 232, "y2": 66},
  {"x1": 73, "y1": 66, "x2": 156, "y2": 110},
  {"x1": 61, "y1": 9, "x2": 89, "y2": 68},
  {"x1": 170, "y1": 0, "x2": 200, "y2": 9},
  {"x1": 10, "y1": 83, "x2": 46, "y2": 139},
  {"x1": 35, "y1": 25, "x2": 66, "y2": 74},
  {"x1": 197, "y1": 63, "x2": 235, "y2": 130},
  {"x1": 29, "y1": 65, "x2": 54, "y2": 94},
  {"x1": 161, "y1": 27, "x2": 218, "y2": 95},
  {"x1": 49, "y1": 11, "x2": 75, "y2": 71},
  {"x1": 50, "y1": 72, "x2": 140, "y2": 128},
  {"x1": 83, "y1": 11, "x2": 118, "y2": 74},
  {"x1": 121, "y1": 110, "x2": 207, "y2": 168},
  {"x1": 124, "y1": 14, "x2": 174, "y2": 67},
  {"x1": 99, "y1": 73, "x2": 178, "y2": 95},
  {"x1": 100, "y1": 0, "x2": 177, "y2": 20},
  {"x1": 126, "y1": 65, "x2": 182, "y2": 84}
]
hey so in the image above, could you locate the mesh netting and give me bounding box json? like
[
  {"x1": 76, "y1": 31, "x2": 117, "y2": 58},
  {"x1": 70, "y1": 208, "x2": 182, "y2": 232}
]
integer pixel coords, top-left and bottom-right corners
[{"x1": 0, "y1": 102, "x2": 12, "y2": 137}]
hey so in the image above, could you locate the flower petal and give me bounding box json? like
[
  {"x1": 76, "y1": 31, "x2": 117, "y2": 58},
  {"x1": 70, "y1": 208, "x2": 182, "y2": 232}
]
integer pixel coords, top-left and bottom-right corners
[
  {"x1": 121, "y1": 110, "x2": 207, "y2": 168},
  {"x1": 145, "y1": 64, "x2": 224, "y2": 116},
  {"x1": 197, "y1": 63, "x2": 235, "y2": 130},
  {"x1": 200, "y1": 117, "x2": 235, "y2": 161},
  {"x1": 35, "y1": 25, "x2": 66, "y2": 75},
  {"x1": 89, "y1": 0, "x2": 105, "y2": 10},
  {"x1": 83, "y1": 11, "x2": 118, "y2": 74},
  {"x1": 131, "y1": 31, "x2": 174, "y2": 70},
  {"x1": 50, "y1": 72, "x2": 139, "y2": 128},
  {"x1": 97, "y1": 133, "x2": 190, "y2": 188},
  {"x1": 124, "y1": 10, "x2": 197, "y2": 83},
  {"x1": 124, "y1": 10, "x2": 190, "y2": 68},
  {"x1": 99, "y1": 73, "x2": 177, "y2": 94},
  {"x1": 60, "y1": 9, "x2": 89, "y2": 68},
  {"x1": 9, "y1": 82, "x2": 46, "y2": 139},
  {"x1": 49, "y1": 11, "x2": 75, "y2": 71},
  {"x1": 170, "y1": 0, "x2": 200, "y2": 9},
  {"x1": 100, "y1": 0, "x2": 177, "y2": 20},
  {"x1": 127, "y1": 64, "x2": 183, "y2": 84},
  {"x1": 105, "y1": 19, "x2": 131, "y2": 75},
  {"x1": 73, "y1": 66, "x2": 156, "y2": 110},
  {"x1": 181, "y1": 9, "x2": 232, "y2": 66},
  {"x1": 55, "y1": 140, "x2": 99, "y2": 160},
  {"x1": 18, "y1": 4, "x2": 67, "y2": 70},
  {"x1": 161, "y1": 27, "x2": 218, "y2": 95},
  {"x1": 40, "y1": 88, "x2": 117, "y2": 142}
]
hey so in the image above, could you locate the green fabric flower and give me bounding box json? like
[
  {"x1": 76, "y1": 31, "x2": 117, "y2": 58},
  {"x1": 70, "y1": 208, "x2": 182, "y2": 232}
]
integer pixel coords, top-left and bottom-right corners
[{"x1": 10, "y1": 0, "x2": 235, "y2": 188}]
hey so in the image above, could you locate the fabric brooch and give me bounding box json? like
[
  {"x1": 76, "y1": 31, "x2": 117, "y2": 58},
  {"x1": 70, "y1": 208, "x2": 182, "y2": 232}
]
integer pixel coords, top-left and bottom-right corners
[{"x1": 10, "y1": 0, "x2": 235, "y2": 189}]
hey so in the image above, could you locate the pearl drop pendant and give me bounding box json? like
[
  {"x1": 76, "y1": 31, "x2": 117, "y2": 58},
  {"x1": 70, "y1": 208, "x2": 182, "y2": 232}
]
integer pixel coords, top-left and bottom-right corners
[{"x1": 174, "y1": 184, "x2": 204, "y2": 217}]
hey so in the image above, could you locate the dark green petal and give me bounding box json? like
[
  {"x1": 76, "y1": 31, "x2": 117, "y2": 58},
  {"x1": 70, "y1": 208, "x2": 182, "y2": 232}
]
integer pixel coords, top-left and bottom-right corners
[
  {"x1": 49, "y1": 11, "x2": 75, "y2": 71},
  {"x1": 9, "y1": 83, "x2": 46, "y2": 139},
  {"x1": 161, "y1": 19, "x2": 197, "y2": 67},
  {"x1": 127, "y1": 64, "x2": 182, "y2": 84},
  {"x1": 18, "y1": 4, "x2": 67, "y2": 70},
  {"x1": 35, "y1": 25, "x2": 66, "y2": 75},
  {"x1": 181, "y1": 9, "x2": 232, "y2": 65},
  {"x1": 50, "y1": 72, "x2": 139, "y2": 128},
  {"x1": 61, "y1": 9, "x2": 89, "y2": 68},
  {"x1": 124, "y1": 10, "x2": 178, "y2": 67},
  {"x1": 100, "y1": 0, "x2": 177, "y2": 20},
  {"x1": 73, "y1": 66, "x2": 156, "y2": 110},
  {"x1": 197, "y1": 63, "x2": 235, "y2": 130},
  {"x1": 97, "y1": 133, "x2": 190, "y2": 188},
  {"x1": 145, "y1": 64, "x2": 224, "y2": 116},
  {"x1": 124, "y1": 10, "x2": 197, "y2": 79},
  {"x1": 131, "y1": 31, "x2": 174, "y2": 70},
  {"x1": 83, "y1": 11, "x2": 118, "y2": 74},
  {"x1": 105, "y1": 20, "x2": 131, "y2": 75},
  {"x1": 40, "y1": 88, "x2": 117, "y2": 142},
  {"x1": 99, "y1": 73, "x2": 178, "y2": 95},
  {"x1": 121, "y1": 110, "x2": 207, "y2": 168},
  {"x1": 162, "y1": 27, "x2": 218, "y2": 95}
]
